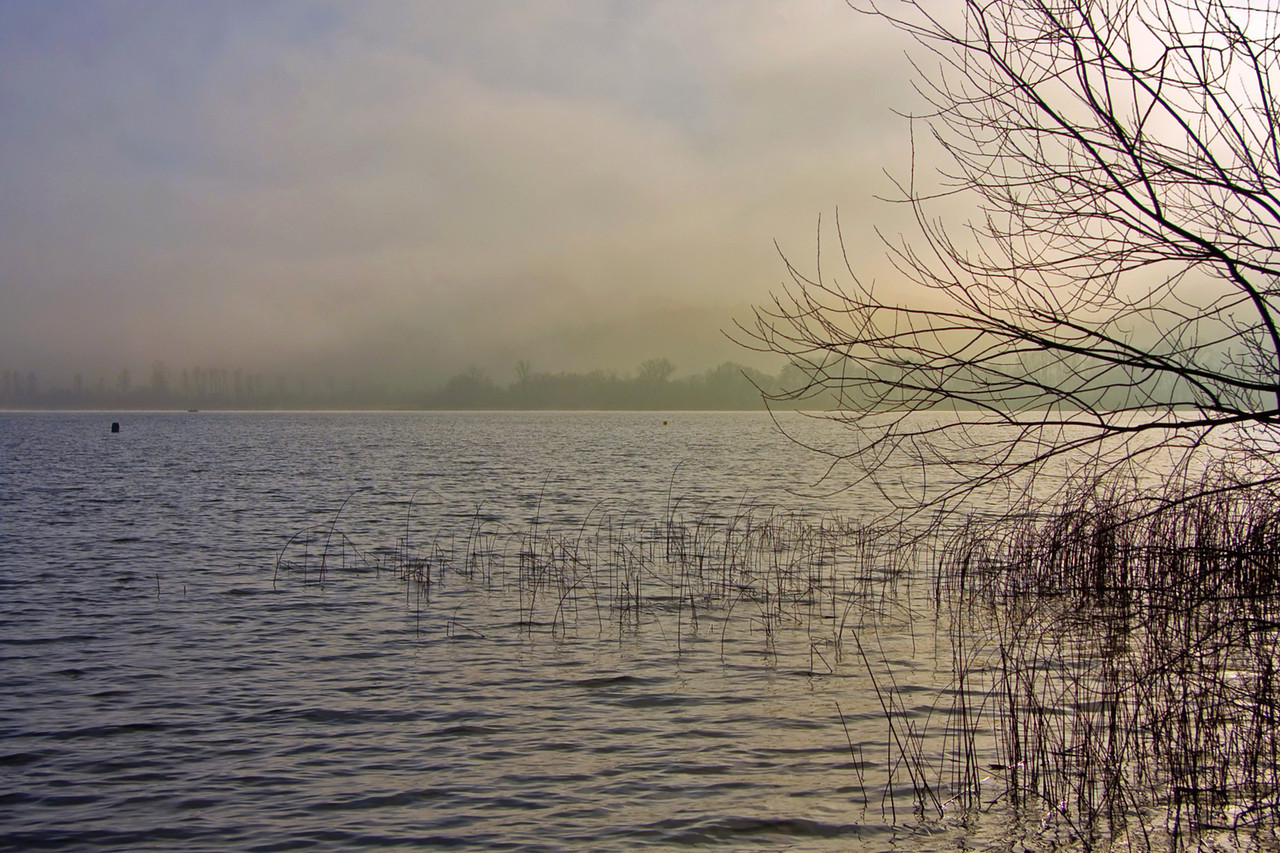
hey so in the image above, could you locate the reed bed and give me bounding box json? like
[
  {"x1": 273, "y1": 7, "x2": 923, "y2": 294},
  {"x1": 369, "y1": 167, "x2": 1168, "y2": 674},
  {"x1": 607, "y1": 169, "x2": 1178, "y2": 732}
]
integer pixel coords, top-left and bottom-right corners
[
  {"x1": 274, "y1": 475, "x2": 1280, "y2": 850},
  {"x1": 274, "y1": 494, "x2": 918, "y2": 661},
  {"x1": 908, "y1": 474, "x2": 1280, "y2": 850}
]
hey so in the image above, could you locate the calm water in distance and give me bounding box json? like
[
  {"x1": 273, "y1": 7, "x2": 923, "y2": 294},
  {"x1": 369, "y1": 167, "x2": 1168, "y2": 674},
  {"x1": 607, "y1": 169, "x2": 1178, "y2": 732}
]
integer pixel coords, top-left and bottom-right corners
[{"x1": 2, "y1": 411, "x2": 1033, "y2": 852}]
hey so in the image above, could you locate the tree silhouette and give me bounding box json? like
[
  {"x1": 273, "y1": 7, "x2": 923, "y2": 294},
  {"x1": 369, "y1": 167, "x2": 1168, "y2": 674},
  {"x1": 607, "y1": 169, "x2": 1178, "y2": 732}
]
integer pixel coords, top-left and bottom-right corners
[
  {"x1": 637, "y1": 358, "x2": 677, "y2": 385},
  {"x1": 739, "y1": 0, "x2": 1280, "y2": 513}
]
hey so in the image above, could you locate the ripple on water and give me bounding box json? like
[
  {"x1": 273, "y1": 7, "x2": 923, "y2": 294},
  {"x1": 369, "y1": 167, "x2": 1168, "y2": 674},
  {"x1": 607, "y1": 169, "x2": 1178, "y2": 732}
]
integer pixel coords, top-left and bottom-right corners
[{"x1": 1, "y1": 412, "x2": 1015, "y2": 852}]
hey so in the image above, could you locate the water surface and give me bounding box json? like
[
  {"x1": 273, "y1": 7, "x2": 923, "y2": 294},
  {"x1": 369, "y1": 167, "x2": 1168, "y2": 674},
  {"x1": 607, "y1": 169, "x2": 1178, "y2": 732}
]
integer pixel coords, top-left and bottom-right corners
[{"x1": 3, "y1": 411, "x2": 1018, "y2": 851}]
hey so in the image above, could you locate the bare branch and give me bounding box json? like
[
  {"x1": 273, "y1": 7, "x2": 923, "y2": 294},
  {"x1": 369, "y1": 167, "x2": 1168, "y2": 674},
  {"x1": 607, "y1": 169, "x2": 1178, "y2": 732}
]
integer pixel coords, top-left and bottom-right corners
[{"x1": 740, "y1": 0, "x2": 1280, "y2": 516}]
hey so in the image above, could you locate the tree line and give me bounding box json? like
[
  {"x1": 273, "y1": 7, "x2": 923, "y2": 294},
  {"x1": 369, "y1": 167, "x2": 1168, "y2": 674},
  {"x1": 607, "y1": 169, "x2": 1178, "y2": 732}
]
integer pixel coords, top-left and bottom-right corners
[{"x1": 0, "y1": 358, "x2": 835, "y2": 411}]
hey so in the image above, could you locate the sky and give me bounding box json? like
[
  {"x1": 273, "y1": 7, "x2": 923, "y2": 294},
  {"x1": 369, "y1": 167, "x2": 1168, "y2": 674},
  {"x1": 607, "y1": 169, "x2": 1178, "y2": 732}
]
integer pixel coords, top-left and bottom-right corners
[{"x1": 0, "y1": 0, "x2": 921, "y2": 388}]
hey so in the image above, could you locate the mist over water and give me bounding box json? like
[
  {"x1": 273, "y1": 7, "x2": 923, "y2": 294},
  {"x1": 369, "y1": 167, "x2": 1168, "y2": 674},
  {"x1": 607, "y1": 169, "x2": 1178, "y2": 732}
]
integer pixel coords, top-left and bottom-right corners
[{"x1": 0, "y1": 3, "x2": 917, "y2": 392}]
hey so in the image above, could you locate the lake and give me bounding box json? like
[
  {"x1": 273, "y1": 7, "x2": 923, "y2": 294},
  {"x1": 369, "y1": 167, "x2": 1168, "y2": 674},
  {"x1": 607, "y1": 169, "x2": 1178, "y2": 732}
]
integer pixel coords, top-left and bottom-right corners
[{"x1": 0, "y1": 411, "x2": 1094, "y2": 851}]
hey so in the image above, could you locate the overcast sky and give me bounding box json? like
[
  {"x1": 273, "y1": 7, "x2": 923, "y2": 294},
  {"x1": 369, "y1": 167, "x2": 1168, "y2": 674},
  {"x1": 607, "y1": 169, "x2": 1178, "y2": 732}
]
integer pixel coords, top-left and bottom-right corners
[{"x1": 0, "y1": 0, "x2": 922, "y2": 387}]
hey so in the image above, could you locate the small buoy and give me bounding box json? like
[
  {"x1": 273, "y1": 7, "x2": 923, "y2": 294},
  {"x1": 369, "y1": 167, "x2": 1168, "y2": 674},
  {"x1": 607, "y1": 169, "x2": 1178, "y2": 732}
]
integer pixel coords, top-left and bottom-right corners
[
  {"x1": 663, "y1": 420, "x2": 668, "y2": 426},
  {"x1": 110, "y1": 422, "x2": 120, "y2": 433}
]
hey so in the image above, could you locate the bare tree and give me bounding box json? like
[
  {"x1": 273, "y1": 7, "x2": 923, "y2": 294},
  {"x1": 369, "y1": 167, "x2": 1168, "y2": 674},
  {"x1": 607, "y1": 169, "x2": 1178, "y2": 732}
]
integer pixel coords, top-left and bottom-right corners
[{"x1": 739, "y1": 0, "x2": 1280, "y2": 514}]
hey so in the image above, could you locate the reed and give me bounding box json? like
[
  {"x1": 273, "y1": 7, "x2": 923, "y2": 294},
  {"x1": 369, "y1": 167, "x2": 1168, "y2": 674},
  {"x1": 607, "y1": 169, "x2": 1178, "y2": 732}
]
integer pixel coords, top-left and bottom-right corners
[
  {"x1": 275, "y1": 491, "x2": 909, "y2": 661},
  {"x1": 273, "y1": 472, "x2": 1280, "y2": 849},
  {"x1": 886, "y1": 471, "x2": 1280, "y2": 849}
]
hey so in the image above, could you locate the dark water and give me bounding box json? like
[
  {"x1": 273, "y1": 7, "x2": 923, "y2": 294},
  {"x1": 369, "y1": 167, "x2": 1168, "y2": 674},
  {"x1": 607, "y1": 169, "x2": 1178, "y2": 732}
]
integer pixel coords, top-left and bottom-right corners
[{"x1": 2, "y1": 411, "x2": 1011, "y2": 852}]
